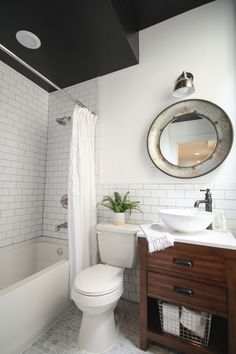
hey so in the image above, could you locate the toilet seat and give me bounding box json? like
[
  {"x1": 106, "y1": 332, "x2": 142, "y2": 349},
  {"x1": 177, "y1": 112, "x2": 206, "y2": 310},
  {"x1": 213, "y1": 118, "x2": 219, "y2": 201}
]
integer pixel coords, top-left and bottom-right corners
[{"x1": 74, "y1": 263, "x2": 123, "y2": 296}]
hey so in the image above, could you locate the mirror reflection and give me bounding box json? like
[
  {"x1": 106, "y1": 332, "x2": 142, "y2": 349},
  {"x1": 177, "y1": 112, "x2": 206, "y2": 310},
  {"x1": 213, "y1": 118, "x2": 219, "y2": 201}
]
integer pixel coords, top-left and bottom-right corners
[{"x1": 159, "y1": 114, "x2": 217, "y2": 167}]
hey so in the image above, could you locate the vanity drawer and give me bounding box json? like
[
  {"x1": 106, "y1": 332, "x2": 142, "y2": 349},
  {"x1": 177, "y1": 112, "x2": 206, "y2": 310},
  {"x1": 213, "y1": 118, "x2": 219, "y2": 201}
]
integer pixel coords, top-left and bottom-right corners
[
  {"x1": 147, "y1": 271, "x2": 227, "y2": 316},
  {"x1": 147, "y1": 243, "x2": 226, "y2": 282}
]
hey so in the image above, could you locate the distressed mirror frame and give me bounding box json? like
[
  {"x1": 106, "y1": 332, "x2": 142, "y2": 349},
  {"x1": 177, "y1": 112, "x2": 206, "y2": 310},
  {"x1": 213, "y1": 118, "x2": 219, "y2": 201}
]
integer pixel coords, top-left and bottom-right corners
[{"x1": 147, "y1": 99, "x2": 234, "y2": 179}]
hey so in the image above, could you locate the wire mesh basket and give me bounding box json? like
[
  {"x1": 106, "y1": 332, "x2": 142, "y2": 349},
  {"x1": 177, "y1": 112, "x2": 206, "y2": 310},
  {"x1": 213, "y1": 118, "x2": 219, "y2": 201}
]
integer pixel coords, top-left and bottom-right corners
[{"x1": 158, "y1": 300, "x2": 212, "y2": 346}]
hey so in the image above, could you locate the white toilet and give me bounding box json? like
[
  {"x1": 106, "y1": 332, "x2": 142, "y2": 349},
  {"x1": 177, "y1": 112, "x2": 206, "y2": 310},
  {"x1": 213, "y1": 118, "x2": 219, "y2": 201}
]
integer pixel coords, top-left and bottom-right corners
[{"x1": 72, "y1": 223, "x2": 139, "y2": 353}]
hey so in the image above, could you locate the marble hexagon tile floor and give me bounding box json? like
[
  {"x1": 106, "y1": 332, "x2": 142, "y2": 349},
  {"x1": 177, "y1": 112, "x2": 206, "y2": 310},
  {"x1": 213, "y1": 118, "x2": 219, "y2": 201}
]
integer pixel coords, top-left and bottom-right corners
[{"x1": 24, "y1": 300, "x2": 177, "y2": 354}]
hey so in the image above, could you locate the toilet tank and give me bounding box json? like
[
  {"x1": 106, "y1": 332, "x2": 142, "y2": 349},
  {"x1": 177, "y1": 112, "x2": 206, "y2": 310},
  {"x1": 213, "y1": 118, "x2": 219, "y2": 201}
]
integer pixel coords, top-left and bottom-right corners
[{"x1": 96, "y1": 223, "x2": 140, "y2": 268}]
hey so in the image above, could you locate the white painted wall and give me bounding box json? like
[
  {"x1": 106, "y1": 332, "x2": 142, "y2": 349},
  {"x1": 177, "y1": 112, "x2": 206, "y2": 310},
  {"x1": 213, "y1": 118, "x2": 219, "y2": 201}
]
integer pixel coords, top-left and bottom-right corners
[{"x1": 99, "y1": 0, "x2": 236, "y2": 184}]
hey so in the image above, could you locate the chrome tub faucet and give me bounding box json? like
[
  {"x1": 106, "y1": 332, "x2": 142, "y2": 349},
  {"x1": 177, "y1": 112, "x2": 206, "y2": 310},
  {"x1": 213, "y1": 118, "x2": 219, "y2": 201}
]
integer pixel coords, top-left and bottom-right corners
[{"x1": 55, "y1": 222, "x2": 68, "y2": 232}]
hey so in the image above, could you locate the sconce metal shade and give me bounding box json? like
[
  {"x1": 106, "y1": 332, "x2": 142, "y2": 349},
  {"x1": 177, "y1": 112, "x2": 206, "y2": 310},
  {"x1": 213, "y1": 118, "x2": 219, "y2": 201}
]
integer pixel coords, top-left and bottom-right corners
[{"x1": 173, "y1": 71, "x2": 195, "y2": 98}]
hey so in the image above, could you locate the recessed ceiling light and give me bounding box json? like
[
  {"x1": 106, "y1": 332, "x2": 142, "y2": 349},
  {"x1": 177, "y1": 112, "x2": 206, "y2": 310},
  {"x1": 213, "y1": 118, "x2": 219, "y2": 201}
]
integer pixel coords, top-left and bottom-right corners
[
  {"x1": 16, "y1": 30, "x2": 41, "y2": 49},
  {"x1": 194, "y1": 152, "x2": 200, "y2": 156},
  {"x1": 196, "y1": 160, "x2": 201, "y2": 163}
]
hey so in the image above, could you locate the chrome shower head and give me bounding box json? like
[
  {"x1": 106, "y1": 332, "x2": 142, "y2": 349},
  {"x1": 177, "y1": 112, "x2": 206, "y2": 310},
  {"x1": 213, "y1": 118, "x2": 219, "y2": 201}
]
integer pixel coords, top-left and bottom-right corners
[{"x1": 56, "y1": 116, "x2": 71, "y2": 125}]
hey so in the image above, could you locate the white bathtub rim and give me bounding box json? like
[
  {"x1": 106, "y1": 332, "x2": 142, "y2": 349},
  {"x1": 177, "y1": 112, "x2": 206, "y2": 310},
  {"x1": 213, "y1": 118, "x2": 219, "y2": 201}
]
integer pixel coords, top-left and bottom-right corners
[
  {"x1": 36, "y1": 235, "x2": 68, "y2": 246},
  {"x1": 0, "y1": 236, "x2": 68, "y2": 255},
  {"x1": 0, "y1": 237, "x2": 35, "y2": 256},
  {"x1": 0, "y1": 259, "x2": 69, "y2": 297}
]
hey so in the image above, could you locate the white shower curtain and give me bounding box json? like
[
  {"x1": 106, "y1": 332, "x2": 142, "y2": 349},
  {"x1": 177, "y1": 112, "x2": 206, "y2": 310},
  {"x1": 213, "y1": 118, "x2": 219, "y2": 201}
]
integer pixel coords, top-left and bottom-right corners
[{"x1": 68, "y1": 105, "x2": 97, "y2": 295}]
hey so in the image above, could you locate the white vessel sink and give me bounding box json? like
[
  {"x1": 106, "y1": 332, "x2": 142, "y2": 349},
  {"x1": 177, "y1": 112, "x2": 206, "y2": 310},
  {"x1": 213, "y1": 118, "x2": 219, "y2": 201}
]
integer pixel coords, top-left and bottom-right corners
[{"x1": 159, "y1": 208, "x2": 214, "y2": 233}]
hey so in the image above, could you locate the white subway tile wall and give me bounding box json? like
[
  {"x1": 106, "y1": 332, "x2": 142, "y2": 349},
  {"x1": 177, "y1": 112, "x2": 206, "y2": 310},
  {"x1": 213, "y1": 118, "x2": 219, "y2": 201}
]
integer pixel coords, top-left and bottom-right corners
[{"x1": 0, "y1": 61, "x2": 49, "y2": 248}]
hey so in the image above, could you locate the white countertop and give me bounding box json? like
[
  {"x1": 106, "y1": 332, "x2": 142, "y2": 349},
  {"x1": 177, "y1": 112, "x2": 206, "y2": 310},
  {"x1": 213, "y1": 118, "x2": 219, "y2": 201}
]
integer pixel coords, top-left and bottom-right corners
[{"x1": 137, "y1": 224, "x2": 236, "y2": 250}]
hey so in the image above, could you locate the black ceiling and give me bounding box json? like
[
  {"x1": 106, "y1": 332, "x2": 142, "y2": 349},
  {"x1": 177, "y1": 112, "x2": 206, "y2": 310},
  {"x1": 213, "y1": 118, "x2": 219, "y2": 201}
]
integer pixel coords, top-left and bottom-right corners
[{"x1": 0, "y1": 0, "x2": 214, "y2": 92}]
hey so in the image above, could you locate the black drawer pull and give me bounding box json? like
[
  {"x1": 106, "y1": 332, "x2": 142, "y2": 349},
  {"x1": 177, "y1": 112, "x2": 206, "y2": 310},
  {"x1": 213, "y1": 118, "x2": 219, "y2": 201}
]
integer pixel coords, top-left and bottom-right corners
[
  {"x1": 173, "y1": 285, "x2": 194, "y2": 297},
  {"x1": 173, "y1": 257, "x2": 193, "y2": 267}
]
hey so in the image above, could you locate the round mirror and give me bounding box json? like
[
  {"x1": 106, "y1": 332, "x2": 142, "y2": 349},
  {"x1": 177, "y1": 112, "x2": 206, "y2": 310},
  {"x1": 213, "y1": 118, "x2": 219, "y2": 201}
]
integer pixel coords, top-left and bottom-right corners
[
  {"x1": 147, "y1": 99, "x2": 233, "y2": 178},
  {"x1": 159, "y1": 114, "x2": 217, "y2": 167}
]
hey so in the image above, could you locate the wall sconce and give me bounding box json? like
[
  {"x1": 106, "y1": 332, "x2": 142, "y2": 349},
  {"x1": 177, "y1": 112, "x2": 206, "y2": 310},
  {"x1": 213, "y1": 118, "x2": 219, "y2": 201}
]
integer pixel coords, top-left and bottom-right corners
[{"x1": 173, "y1": 71, "x2": 195, "y2": 98}]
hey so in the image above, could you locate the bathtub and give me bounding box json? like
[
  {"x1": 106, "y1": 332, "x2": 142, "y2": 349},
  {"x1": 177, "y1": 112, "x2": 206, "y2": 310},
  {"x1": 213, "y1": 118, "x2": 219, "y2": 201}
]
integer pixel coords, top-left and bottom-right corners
[{"x1": 0, "y1": 236, "x2": 70, "y2": 354}]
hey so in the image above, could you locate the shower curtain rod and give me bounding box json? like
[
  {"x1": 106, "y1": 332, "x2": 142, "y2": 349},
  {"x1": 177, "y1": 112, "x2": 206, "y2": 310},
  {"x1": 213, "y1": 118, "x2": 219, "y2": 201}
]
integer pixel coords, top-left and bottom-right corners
[{"x1": 0, "y1": 43, "x2": 90, "y2": 111}]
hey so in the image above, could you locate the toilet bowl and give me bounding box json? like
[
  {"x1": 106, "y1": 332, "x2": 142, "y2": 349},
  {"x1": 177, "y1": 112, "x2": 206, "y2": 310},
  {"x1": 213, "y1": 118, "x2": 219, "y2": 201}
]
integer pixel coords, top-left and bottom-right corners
[
  {"x1": 73, "y1": 223, "x2": 139, "y2": 353},
  {"x1": 73, "y1": 264, "x2": 124, "y2": 353}
]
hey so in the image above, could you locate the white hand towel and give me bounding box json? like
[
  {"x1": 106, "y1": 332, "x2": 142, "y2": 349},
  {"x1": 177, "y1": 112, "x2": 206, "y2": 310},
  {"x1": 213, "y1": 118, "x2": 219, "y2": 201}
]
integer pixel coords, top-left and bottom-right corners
[
  {"x1": 180, "y1": 306, "x2": 207, "y2": 338},
  {"x1": 139, "y1": 223, "x2": 174, "y2": 252},
  {"x1": 162, "y1": 302, "x2": 180, "y2": 336}
]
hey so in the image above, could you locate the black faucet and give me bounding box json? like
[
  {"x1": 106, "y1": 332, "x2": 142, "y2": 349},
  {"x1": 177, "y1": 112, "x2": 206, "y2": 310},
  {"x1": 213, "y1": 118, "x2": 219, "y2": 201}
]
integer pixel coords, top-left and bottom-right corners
[{"x1": 194, "y1": 189, "x2": 212, "y2": 229}]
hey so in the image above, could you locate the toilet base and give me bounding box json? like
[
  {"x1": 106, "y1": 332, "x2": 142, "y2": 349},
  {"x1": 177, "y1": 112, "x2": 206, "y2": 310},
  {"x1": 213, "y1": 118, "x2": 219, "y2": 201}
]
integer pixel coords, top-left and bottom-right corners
[{"x1": 78, "y1": 306, "x2": 118, "y2": 353}]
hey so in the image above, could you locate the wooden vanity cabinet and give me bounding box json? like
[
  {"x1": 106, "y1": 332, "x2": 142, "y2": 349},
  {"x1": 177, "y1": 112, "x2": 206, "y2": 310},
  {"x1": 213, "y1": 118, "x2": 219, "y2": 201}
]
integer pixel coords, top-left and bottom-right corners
[{"x1": 139, "y1": 237, "x2": 236, "y2": 354}]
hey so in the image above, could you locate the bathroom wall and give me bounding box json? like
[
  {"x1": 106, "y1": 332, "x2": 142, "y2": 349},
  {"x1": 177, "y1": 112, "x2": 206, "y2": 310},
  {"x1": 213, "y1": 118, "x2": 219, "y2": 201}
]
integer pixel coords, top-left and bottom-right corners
[
  {"x1": 97, "y1": 0, "x2": 236, "y2": 303},
  {"x1": 43, "y1": 79, "x2": 99, "y2": 239},
  {"x1": 0, "y1": 60, "x2": 49, "y2": 248},
  {"x1": 99, "y1": 0, "x2": 236, "y2": 185},
  {"x1": 2, "y1": 0, "x2": 234, "y2": 305},
  {"x1": 97, "y1": 0, "x2": 236, "y2": 225}
]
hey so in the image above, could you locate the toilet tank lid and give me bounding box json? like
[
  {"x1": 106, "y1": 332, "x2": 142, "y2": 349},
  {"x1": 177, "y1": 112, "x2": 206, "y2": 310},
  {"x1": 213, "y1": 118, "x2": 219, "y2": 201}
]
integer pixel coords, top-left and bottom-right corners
[
  {"x1": 74, "y1": 264, "x2": 123, "y2": 296},
  {"x1": 96, "y1": 223, "x2": 140, "y2": 235}
]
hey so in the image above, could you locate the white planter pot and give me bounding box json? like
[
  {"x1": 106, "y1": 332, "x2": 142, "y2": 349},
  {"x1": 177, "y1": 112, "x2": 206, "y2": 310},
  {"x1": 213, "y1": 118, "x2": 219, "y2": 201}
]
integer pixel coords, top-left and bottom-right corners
[{"x1": 112, "y1": 212, "x2": 125, "y2": 226}]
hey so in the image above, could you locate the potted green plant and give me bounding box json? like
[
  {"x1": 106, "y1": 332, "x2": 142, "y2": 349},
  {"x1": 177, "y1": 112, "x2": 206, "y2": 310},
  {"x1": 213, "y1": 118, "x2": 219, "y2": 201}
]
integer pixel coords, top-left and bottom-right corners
[{"x1": 100, "y1": 191, "x2": 142, "y2": 225}]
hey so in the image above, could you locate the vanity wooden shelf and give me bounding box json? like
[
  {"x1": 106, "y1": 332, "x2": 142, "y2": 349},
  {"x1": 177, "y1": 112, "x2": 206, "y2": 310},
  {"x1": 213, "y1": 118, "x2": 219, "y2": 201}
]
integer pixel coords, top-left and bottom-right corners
[{"x1": 139, "y1": 237, "x2": 236, "y2": 354}]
